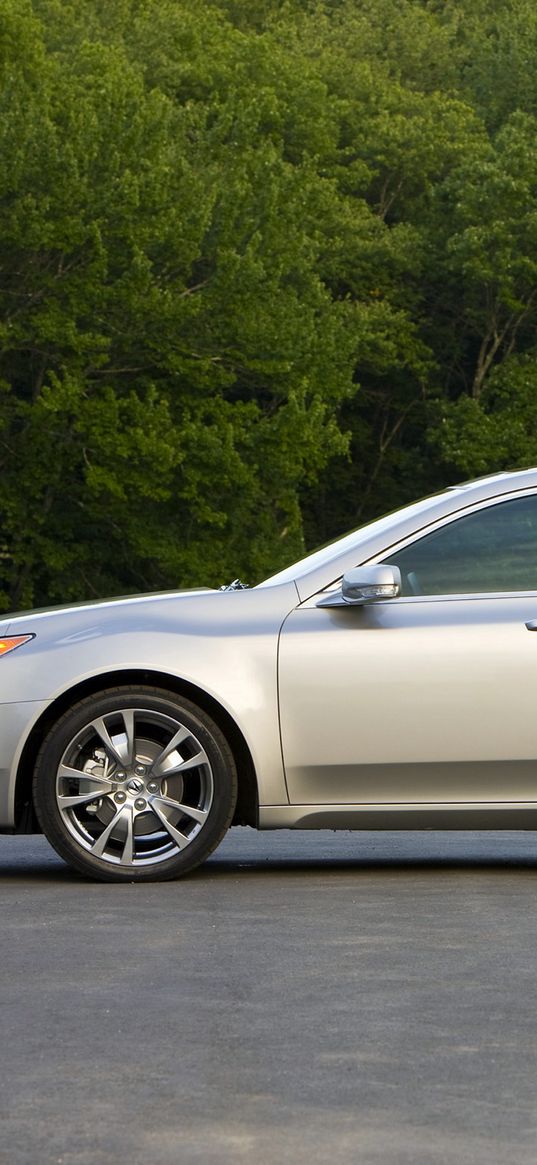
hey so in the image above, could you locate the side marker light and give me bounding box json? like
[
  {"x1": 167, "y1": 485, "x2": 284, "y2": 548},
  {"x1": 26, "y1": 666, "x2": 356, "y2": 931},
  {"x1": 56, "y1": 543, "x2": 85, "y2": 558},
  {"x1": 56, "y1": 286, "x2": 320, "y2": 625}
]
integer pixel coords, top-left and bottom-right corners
[{"x1": 0, "y1": 635, "x2": 35, "y2": 656}]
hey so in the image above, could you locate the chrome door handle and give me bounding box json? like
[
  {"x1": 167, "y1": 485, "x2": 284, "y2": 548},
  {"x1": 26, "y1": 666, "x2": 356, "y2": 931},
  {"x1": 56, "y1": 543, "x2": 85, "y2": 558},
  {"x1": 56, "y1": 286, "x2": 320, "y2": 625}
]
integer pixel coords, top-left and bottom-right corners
[{"x1": 525, "y1": 620, "x2": 537, "y2": 630}]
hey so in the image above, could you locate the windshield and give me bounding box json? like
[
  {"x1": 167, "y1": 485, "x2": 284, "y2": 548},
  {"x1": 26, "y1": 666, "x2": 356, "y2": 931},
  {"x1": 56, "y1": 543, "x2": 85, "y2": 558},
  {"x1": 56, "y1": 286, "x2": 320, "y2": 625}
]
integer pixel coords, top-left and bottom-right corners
[{"x1": 257, "y1": 487, "x2": 464, "y2": 588}]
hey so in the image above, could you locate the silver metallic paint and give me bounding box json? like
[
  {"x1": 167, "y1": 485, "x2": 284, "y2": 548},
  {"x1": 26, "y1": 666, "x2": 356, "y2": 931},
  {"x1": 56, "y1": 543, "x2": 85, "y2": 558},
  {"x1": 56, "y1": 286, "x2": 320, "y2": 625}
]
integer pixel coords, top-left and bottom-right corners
[
  {"x1": 0, "y1": 584, "x2": 298, "y2": 825},
  {"x1": 4, "y1": 468, "x2": 537, "y2": 834},
  {"x1": 279, "y1": 594, "x2": 537, "y2": 804}
]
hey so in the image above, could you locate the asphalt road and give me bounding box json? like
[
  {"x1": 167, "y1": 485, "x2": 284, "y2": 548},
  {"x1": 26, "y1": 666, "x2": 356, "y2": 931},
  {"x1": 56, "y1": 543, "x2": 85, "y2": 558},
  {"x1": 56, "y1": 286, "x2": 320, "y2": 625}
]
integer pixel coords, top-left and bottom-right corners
[{"x1": 2, "y1": 829, "x2": 537, "y2": 1165}]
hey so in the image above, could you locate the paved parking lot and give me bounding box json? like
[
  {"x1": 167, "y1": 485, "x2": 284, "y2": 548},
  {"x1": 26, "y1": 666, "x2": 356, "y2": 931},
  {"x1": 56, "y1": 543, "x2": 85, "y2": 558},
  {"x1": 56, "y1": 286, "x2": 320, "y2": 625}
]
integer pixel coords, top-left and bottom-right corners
[{"x1": 2, "y1": 829, "x2": 537, "y2": 1165}]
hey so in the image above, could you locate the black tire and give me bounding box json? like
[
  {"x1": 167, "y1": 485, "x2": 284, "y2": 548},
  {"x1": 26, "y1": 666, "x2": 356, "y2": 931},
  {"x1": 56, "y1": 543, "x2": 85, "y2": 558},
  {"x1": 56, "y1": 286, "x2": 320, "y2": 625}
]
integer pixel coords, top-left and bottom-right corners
[{"x1": 33, "y1": 686, "x2": 237, "y2": 882}]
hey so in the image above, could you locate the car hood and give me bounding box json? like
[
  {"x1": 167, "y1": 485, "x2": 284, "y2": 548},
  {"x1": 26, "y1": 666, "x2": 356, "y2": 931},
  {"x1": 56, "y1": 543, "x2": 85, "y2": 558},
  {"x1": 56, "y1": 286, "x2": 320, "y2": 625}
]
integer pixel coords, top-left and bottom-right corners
[
  {"x1": 0, "y1": 580, "x2": 299, "y2": 641},
  {"x1": 1, "y1": 588, "x2": 216, "y2": 628}
]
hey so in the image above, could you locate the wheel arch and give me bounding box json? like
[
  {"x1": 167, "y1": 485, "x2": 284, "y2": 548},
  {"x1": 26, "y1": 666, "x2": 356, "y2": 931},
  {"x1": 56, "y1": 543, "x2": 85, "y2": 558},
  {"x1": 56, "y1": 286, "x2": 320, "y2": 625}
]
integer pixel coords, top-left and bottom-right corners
[{"x1": 14, "y1": 668, "x2": 259, "y2": 833}]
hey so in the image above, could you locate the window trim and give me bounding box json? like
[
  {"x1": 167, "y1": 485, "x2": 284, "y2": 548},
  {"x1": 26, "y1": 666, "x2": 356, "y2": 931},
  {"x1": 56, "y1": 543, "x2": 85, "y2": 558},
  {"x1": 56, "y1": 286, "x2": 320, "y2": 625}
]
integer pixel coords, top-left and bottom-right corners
[
  {"x1": 378, "y1": 488, "x2": 537, "y2": 601},
  {"x1": 314, "y1": 488, "x2": 537, "y2": 604}
]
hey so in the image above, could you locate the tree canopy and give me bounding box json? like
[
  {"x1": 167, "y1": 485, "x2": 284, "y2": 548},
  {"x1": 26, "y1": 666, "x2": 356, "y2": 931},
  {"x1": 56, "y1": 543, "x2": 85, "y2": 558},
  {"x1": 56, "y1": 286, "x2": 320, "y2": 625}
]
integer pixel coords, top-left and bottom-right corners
[{"x1": 1, "y1": 0, "x2": 536, "y2": 608}]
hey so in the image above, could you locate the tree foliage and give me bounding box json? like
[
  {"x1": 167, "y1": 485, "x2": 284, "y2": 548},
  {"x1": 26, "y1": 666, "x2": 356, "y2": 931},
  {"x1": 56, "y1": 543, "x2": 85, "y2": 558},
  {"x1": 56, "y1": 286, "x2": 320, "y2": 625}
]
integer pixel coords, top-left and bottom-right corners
[{"x1": 1, "y1": 0, "x2": 537, "y2": 608}]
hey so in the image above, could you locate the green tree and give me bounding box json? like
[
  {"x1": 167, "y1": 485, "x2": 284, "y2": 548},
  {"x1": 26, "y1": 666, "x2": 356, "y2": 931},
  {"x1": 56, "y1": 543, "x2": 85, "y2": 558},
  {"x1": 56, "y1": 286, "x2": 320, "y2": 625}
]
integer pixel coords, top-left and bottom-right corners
[
  {"x1": 0, "y1": 0, "x2": 364, "y2": 606},
  {"x1": 4, "y1": 0, "x2": 537, "y2": 611}
]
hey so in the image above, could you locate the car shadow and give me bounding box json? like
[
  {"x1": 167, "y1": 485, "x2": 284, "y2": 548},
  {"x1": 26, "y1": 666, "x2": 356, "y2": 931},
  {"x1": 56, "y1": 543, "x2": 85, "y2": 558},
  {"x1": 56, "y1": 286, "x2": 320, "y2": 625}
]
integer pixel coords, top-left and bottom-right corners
[
  {"x1": 1, "y1": 832, "x2": 537, "y2": 881},
  {"x1": 202, "y1": 854, "x2": 537, "y2": 877}
]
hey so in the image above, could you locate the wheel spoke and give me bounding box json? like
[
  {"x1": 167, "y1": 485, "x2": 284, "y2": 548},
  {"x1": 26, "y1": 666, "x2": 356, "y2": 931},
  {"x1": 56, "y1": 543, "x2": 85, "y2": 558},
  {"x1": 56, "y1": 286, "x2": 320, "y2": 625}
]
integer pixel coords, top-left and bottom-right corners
[
  {"x1": 151, "y1": 726, "x2": 191, "y2": 777},
  {"x1": 121, "y1": 808, "x2": 134, "y2": 865},
  {"x1": 151, "y1": 793, "x2": 208, "y2": 826},
  {"x1": 91, "y1": 806, "x2": 128, "y2": 858},
  {"x1": 151, "y1": 801, "x2": 190, "y2": 850},
  {"x1": 155, "y1": 749, "x2": 209, "y2": 777},
  {"x1": 91, "y1": 711, "x2": 135, "y2": 768},
  {"x1": 57, "y1": 766, "x2": 115, "y2": 808},
  {"x1": 58, "y1": 765, "x2": 115, "y2": 791},
  {"x1": 58, "y1": 789, "x2": 113, "y2": 810}
]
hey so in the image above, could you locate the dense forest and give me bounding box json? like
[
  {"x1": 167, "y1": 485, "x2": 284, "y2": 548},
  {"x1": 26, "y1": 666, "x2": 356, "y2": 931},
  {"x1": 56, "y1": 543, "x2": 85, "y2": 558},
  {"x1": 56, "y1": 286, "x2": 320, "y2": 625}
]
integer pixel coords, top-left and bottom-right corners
[{"x1": 1, "y1": 0, "x2": 537, "y2": 609}]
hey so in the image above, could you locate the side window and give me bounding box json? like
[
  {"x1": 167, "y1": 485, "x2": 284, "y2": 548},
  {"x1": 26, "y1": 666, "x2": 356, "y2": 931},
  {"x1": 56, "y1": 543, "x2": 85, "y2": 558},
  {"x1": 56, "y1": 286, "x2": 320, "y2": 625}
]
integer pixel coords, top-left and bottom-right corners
[{"x1": 383, "y1": 494, "x2": 537, "y2": 596}]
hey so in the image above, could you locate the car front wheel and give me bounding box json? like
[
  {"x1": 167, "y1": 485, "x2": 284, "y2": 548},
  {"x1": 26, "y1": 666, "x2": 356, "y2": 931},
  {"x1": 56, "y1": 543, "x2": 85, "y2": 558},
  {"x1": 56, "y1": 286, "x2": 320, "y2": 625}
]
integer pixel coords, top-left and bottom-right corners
[{"x1": 33, "y1": 687, "x2": 237, "y2": 882}]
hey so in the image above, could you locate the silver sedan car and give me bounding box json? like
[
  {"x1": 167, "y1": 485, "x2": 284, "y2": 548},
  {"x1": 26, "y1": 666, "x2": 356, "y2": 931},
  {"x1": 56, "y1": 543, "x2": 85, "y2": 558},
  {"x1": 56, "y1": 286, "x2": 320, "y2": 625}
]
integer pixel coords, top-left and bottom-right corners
[{"x1": 2, "y1": 467, "x2": 537, "y2": 881}]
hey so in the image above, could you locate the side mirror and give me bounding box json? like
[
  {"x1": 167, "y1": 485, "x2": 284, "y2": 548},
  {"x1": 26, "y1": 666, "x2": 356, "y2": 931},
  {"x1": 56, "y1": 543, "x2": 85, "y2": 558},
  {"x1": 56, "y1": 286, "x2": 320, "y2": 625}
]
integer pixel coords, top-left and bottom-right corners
[{"x1": 316, "y1": 565, "x2": 401, "y2": 608}]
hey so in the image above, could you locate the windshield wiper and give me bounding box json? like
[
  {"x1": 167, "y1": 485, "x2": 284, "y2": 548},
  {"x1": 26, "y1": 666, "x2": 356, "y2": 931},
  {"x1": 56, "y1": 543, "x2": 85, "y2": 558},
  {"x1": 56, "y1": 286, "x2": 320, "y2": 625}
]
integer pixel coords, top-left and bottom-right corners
[{"x1": 219, "y1": 578, "x2": 249, "y2": 591}]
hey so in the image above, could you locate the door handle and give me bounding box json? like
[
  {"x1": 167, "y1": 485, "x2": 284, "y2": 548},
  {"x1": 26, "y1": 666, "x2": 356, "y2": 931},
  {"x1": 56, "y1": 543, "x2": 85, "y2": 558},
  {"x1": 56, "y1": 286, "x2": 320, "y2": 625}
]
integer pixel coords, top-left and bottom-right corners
[{"x1": 525, "y1": 620, "x2": 537, "y2": 630}]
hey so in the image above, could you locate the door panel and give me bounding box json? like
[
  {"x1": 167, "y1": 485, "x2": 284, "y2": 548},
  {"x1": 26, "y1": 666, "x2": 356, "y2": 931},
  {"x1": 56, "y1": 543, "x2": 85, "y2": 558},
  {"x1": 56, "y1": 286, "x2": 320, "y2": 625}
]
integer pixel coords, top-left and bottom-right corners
[{"x1": 279, "y1": 595, "x2": 537, "y2": 805}]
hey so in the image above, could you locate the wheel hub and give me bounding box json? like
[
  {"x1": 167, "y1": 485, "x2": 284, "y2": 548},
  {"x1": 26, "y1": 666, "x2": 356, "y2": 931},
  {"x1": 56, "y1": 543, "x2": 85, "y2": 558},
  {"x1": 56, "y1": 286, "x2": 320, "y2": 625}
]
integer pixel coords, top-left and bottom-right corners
[
  {"x1": 126, "y1": 777, "x2": 144, "y2": 794},
  {"x1": 82, "y1": 739, "x2": 168, "y2": 830}
]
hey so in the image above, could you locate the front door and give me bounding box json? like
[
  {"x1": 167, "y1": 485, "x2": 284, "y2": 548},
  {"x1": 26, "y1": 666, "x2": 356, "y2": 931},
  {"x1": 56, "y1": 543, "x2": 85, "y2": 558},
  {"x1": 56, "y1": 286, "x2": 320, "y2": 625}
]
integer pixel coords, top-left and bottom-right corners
[{"x1": 279, "y1": 492, "x2": 537, "y2": 806}]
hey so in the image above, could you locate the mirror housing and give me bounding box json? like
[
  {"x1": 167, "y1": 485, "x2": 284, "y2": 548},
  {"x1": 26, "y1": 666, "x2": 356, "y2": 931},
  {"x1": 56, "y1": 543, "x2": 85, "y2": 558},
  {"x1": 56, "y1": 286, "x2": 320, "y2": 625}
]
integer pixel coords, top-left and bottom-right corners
[{"x1": 316, "y1": 564, "x2": 401, "y2": 608}]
